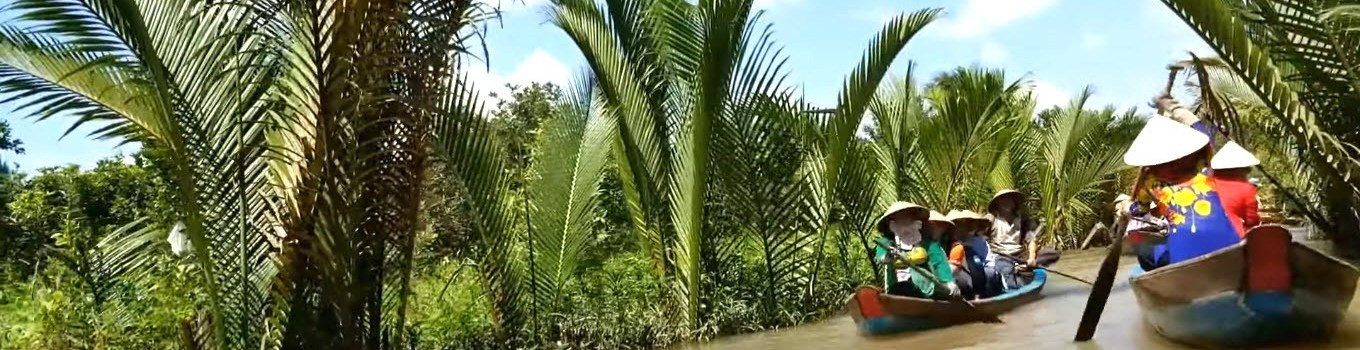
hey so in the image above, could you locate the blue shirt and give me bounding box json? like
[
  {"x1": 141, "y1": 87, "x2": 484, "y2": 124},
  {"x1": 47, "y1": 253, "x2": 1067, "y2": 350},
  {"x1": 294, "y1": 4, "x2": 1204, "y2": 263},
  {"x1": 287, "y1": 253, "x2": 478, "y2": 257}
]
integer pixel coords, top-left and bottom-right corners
[{"x1": 966, "y1": 236, "x2": 991, "y2": 265}]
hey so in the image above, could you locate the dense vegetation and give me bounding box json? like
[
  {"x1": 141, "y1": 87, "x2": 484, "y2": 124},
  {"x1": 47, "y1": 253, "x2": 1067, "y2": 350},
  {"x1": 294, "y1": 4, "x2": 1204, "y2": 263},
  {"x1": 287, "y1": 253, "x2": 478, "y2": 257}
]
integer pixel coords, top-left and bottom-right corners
[{"x1": 0, "y1": 0, "x2": 1351, "y2": 349}]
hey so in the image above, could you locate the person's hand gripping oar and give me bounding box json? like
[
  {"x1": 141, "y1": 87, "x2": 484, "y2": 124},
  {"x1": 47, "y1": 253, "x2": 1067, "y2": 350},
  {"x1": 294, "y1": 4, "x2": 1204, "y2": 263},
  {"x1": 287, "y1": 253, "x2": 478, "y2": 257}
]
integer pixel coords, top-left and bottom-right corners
[{"x1": 890, "y1": 246, "x2": 1003, "y2": 324}]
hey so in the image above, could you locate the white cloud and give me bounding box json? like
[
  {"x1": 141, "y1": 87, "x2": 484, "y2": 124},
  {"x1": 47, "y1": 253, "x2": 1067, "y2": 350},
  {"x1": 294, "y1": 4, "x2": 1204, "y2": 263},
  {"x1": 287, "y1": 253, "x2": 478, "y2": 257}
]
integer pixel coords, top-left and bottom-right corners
[
  {"x1": 1080, "y1": 33, "x2": 1107, "y2": 50},
  {"x1": 934, "y1": 0, "x2": 1060, "y2": 39},
  {"x1": 466, "y1": 49, "x2": 571, "y2": 105},
  {"x1": 979, "y1": 41, "x2": 1008, "y2": 65},
  {"x1": 1030, "y1": 80, "x2": 1071, "y2": 111}
]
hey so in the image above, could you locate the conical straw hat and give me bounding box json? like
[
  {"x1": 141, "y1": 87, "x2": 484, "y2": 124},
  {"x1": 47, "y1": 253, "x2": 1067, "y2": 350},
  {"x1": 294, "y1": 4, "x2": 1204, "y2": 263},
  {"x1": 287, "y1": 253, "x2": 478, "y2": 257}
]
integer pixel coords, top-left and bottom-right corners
[
  {"x1": 1211, "y1": 141, "x2": 1260, "y2": 169},
  {"x1": 988, "y1": 189, "x2": 1024, "y2": 213},
  {"x1": 1123, "y1": 115, "x2": 1210, "y2": 167},
  {"x1": 927, "y1": 210, "x2": 954, "y2": 228},
  {"x1": 876, "y1": 202, "x2": 929, "y2": 234},
  {"x1": 947, "y1": 210, "x2": 988, "y2": 231}
]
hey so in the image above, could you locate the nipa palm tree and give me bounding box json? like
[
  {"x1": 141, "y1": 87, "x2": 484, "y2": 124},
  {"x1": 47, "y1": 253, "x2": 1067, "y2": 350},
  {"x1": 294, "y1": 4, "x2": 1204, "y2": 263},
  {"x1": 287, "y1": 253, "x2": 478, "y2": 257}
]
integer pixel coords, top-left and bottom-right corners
[
  {"x1": 1157, "y1": 0, "x2": 1360, "y2": 255},
  {"x1": 1028, "y1": 89, "x2": 1144, "y2": 248},
  {"x1": 549, "y1": 0, "x2": 940, "y2": 330},
  {"x1": 0, "y1": 0, "x2": 497, "y2": 349}
]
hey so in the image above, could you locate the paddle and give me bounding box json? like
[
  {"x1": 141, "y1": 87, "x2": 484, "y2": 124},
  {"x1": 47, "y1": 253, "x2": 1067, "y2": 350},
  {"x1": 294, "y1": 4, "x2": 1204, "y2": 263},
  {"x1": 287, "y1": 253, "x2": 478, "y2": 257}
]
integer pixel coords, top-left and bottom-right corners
[
  {"x1": 903, "y1": 263, "x2": 1003, "y2": 323},
  {"x1": 988, "y1": 250, "x2": 1094, "y2": 286},
  {"x1": 1038, "y1": 268, "x2": 1093, "y2": 286},
  {"x1": 1074, "y1": 168, "x2": 1149, "y2": 341}
]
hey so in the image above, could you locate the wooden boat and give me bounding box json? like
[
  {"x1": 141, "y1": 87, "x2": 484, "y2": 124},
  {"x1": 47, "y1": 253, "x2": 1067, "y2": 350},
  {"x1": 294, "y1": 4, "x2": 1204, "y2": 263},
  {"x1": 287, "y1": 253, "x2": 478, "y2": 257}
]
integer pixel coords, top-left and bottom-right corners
[
  {"x1": 846, "y1": 269, "x2": 1047, "y2": 336},
  {"x1": 1129, "y1": 225, "x2": 1360, "y2": 348}
]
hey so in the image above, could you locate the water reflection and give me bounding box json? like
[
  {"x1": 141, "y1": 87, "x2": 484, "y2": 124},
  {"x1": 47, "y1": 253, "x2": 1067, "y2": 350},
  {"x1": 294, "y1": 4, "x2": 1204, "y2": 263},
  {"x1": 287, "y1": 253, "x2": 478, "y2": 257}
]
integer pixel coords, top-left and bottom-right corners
[{"x1": 685, "y1": 244, "x2": 1360, "y2": 350}]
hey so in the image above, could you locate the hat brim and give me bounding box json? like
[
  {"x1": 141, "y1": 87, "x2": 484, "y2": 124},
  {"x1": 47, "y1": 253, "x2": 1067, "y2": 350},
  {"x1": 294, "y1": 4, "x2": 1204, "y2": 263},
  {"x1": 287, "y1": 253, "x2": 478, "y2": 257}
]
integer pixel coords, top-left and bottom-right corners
[
  {"x1": 1211, "y1": 141, "x2": 1261, "y2": 169},
  {"x1": 876, "y1": 206, "x2": 928, "y2": 234},
  {"x1": 987, "y1": 190, "x2": 1024, "y2": 212},
  {"x1": 1124, "y1": 116, "x2": 1211, "y2": 166}
]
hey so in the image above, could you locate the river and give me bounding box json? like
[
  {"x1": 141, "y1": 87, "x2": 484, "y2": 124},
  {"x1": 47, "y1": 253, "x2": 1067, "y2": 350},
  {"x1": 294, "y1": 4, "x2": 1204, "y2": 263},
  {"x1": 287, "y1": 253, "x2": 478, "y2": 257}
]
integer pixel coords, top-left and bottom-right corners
[{"x1": 685, "y1": 239, "x2": 1360, "y2": 350}]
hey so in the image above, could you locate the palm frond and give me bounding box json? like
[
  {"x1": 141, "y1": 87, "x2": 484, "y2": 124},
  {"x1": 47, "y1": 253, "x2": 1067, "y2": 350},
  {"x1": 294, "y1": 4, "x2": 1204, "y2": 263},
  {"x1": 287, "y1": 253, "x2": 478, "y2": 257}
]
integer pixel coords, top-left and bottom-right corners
[
  {"x1": 1031, "y1": 89, "x2": 1142, "y2": 247},
  {"x1": 911, "y1": 67, "x2": 1026, "y2": 210},
  {"x1": 526, "y1": 73, "x2": 616, "y2": 312},
  {"x1": 550, "y1": 0, "x2": 676, "y2": 277},
  {"x1": 822, "y1": 8, "x2": 939, "y2": 200},
  {"x1": 431, "y1": 70, "x2": 527, "y2": 338},
  {"x1": 1159, "y1": 0, "x2": 1360, "y2": 191}
]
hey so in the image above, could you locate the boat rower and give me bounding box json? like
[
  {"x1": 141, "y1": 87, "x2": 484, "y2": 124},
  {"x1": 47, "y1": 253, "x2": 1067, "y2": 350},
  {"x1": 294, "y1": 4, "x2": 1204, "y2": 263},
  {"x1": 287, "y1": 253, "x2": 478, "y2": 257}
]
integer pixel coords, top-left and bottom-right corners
[
  {"x1": 985, "y1": 189, "x2": 1060, "y2": 291},
  {"x1": 1122, "y1": 115, "x2": 1242, "y2": 268}
]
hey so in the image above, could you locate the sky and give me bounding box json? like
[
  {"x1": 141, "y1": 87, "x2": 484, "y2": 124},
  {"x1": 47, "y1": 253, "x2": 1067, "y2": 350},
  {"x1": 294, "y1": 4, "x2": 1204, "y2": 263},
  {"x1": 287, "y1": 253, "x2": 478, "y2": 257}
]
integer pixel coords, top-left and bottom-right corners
[{"x1": 4, "y1": 0, "x2": 1213, "y2": 172}]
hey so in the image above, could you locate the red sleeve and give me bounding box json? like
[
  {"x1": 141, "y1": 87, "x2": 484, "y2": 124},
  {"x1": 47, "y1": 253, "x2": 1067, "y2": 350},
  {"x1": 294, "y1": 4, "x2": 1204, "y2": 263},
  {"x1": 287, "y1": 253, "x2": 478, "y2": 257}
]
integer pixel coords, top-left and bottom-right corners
[{"x1": 1243, "y1": 186, "x2": 1260, "y2": 228}]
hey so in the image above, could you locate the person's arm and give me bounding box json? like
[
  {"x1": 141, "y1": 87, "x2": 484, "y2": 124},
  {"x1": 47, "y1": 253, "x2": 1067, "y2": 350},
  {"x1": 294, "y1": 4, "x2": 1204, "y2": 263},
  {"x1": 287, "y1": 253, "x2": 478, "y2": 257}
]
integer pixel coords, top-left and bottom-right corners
[
  {"x1": 1025, "y1": 222, "x2": 1043, "y2": 266},
  {"x1": 928, "y1": 242, "x2": 954, "y2": 284},
  {"x1": 1244, "y1": 187, "x2": 1261, "y2": 228},
  {"x1": 1129, "y1": 178, "x2": 1166, "y2": 218}
]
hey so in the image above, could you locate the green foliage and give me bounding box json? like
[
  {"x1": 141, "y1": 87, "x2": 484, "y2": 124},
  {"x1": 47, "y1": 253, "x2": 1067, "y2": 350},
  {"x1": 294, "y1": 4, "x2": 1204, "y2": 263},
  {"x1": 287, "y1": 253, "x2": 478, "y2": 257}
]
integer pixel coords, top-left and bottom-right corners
[
  {"x1": 0, "y1": 120, "x2": 21, "y2": 174},
  {"x1": 1027, "y1": 89, "x2": 1144, "y2": 247},
  {"x1": 0, "y1": 156, "x2": 196, "y2": 350}
]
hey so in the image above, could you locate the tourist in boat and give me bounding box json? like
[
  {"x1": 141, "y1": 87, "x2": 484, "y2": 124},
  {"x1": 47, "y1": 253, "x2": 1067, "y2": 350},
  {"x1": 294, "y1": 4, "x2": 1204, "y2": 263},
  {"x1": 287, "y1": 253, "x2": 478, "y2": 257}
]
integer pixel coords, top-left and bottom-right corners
[
  {"x1": 948, "y1": 210, "x2": 996, "y2": 299},
  {"x1": 873, "y1": 202, "x2": 956, "y2": 299},
  {"x1": 922, "y1": 211, "x2": 961, "y2": 297},
  {"x1": 1122, "y1": 115, "x2": 1243, "y2": 269},
  {"x1": 1211, "y1": 141, "x2": 1262, "y2": 232},
  {"x1": 984, "y1": 190, "x2": 1060, "y2": 291}
]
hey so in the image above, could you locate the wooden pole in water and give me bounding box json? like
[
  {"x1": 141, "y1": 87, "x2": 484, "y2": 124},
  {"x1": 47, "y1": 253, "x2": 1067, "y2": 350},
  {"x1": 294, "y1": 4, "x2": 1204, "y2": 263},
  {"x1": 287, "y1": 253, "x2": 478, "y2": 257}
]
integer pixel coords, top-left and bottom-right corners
[{"x1": 1075, "y1": 168, "x2": 1148, "y2": 341}]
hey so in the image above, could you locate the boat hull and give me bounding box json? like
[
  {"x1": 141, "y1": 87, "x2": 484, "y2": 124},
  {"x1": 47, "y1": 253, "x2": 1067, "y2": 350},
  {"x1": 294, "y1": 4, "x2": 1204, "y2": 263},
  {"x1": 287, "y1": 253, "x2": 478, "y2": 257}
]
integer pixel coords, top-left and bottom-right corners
[
  {"x1": 847, "y1": 269, "x2": 1047, "y2": 336},
  {"x1": 1129, "y1": 226, "x2": 1360, "y2": 348}
]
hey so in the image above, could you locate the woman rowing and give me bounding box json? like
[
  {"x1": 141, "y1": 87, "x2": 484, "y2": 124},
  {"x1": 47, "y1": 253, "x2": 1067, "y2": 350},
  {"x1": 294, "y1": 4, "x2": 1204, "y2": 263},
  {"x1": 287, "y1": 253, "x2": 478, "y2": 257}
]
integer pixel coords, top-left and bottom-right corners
[{"x1": 1121, "y1": 115, "x2": 1242, "y2": 269}]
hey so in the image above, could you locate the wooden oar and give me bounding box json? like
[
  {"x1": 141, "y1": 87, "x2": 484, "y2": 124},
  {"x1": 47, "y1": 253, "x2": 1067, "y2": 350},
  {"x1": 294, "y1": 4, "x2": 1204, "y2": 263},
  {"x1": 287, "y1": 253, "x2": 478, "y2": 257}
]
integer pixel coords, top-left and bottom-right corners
[
  {"x1": 993, "y1": 252, "x2": 1095, "y2": 286},
  {"x1": 1075, "y1": 168, "x2": 1149, "y2": 341},
  {"x1": 1043, "y1": 268, "x2": 1094, "y2": 286},
  {"x1": 904, "y1": 264, "x2": 1003, "y2": 323}
]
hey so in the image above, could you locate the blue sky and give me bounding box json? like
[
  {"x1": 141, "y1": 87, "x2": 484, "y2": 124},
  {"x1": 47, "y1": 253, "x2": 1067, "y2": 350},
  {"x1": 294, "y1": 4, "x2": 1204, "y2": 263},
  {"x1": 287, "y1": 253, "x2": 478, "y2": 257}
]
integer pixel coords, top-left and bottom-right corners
[{"x1": 5, "y1": 0, "x2": 1212, "y2": 171}]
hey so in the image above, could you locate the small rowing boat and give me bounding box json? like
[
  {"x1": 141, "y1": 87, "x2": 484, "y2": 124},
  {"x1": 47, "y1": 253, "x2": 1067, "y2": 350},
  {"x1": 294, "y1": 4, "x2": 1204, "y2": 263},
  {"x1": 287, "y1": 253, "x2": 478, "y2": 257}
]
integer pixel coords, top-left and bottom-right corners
[
  {"x1": 846, "y1": 269, "x2": 1047, "y2": 336},
  {"x1": 1129, "y1": 225, "x2": 1360, "y2": 348}
]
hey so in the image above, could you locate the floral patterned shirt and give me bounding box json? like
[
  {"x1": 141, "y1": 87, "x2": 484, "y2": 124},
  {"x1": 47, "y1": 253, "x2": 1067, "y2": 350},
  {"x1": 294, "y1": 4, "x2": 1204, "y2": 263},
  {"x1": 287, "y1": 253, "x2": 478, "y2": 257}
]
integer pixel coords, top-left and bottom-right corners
[{"x1": 1130, "y1": 172, "x2": 1243, "y2": 264}]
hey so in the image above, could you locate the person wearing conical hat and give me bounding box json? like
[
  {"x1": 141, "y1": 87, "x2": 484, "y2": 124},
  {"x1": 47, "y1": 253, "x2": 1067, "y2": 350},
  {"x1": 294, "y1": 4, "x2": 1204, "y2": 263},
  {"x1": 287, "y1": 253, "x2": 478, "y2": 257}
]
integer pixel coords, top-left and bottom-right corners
[
  {"x1": 1211, "y1": 141, "x2": 1262, "y2": 232},
  {"x1": 1124, "y1": 115, "x2": 1242, "y2": 269},
  {"x1": 918, "y1": 211, "x2": 960, "y2": 298},
  {"x1": 985, "y1": 190, "x2": 1059, "y2": 290},
  {"x1": 948, "y1": 210, "x2": 997, "y2": 299},
  {"x1": 872, "y1": 202, "x2": 938, "y2": 298}
]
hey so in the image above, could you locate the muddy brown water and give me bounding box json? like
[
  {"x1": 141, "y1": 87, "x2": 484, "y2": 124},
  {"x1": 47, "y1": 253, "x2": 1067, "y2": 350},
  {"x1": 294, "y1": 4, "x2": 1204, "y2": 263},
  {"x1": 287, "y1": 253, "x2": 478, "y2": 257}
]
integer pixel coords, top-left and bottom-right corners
[{"x1": 683, "y1": 241, "x2": 1360, "y2": 350}]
